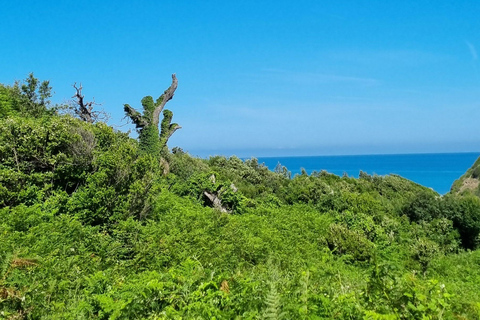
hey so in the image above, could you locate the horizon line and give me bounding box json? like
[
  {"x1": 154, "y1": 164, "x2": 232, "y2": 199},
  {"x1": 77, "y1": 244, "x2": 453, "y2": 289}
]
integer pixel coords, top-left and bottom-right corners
[{"x1": 185, "y1": 150, "x2": 480, "y2": 159}]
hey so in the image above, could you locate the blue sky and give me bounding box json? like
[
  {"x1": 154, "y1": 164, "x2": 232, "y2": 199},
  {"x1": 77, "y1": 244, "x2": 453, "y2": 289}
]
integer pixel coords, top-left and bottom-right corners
[{"x1": 1, "y1": 1, "x2": 480, "y2": 157}]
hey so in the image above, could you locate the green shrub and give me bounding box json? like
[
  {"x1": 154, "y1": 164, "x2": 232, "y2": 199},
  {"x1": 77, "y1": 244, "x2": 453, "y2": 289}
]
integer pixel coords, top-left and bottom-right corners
[
  {"x1": 403, "y1": 191, "x2": 440, "y2": 222},
  {"x1": 326, "y1": 223, "x2": 374, "y2": 261},
  {"x1": 441, "y1": 195, "x2": 480, "y2": 249}
]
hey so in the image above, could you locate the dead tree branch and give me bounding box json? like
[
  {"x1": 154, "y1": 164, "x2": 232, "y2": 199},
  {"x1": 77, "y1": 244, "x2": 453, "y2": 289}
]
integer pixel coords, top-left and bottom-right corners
[
  {"x1": 152, "y1": 74, "x2": 178, "y2": 126},
  {"x1": 72, "y1": 83, "x2": 102, "y2": 123}
]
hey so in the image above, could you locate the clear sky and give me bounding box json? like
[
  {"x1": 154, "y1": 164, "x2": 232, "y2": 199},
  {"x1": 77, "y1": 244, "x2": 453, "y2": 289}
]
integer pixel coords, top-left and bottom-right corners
[{"x1": 1, "y1": 1, "x2": 480, "y2": 157}]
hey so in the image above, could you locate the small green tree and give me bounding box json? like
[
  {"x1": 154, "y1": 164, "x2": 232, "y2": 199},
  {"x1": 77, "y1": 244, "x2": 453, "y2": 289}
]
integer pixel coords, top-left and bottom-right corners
[
  {"x1": 124, "y1": 74, "x2": 181, "y2": 156},
  {"x1": 0, "y1": 73, "x2": 52, "y2": 117},
  {"x1": 21, "y1": 73, "x2": 52, "y2": 107}
]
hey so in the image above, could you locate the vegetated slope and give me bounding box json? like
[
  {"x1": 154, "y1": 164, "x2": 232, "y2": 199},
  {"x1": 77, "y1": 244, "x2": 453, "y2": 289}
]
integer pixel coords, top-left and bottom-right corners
[
  {"x1": 451, "y1": 156, "x2": 480, "y2": 197},
  {"x1": 1, "y1": 78, "x2": 480, "y2": 319}
]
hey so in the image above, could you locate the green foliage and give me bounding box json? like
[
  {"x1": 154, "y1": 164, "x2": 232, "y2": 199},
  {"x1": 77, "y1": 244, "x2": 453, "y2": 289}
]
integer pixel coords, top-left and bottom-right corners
[
  {"x1": 1, "y1": 76, "x2": 480, "y2": 318},
  {"x1": 472, "y1": 158, "x2": 480, "y2": 179},
  {"x1": 274, "y1": 162, "x2": 291, "y2": 179},
  {"x1": 0, "y1": 85, "x2": 14, "y2": 117},
  {"x1": 0, "y1": 73, "x2": 52, "y2": 119},
  {"x1": 169, "y1": 170, "x2": 250, "y2": 214},
  {"x1": 0, "y1": 114, "x2": 132, "y2": 209},
  {"x1": 124, "y1": 75, "x2": 180, "y2": 157},
  {"x1": 283, "y1": 173, "x2": 337, "y2": 206},
  {"x1": 138, "y1": 123, "x2": 161, "y2": 156},
  {"x1": 441, "y1": 194, "x2": 480, "y2": 249},
  {"x1": 169, "y1": 150, "x2": 210, "y2": 180},
  {"x1": 208, "y1": 156, "x2": 288, "y2": 199},
  {"x1": 365, "y1": 263, "x2": 452, "y2": 319},
  {"x1": 263, "y1": 282, "x2": 285, "y2": 320},
  {"x1": 403, "y1": 190, "x2": 440, "y2": 222},
  {"x1": 326, "y1": 223, "x2": 375, "y2": 261},
  {"x1": 451, "y1": 156, "x2": 480, "y2": 196}
]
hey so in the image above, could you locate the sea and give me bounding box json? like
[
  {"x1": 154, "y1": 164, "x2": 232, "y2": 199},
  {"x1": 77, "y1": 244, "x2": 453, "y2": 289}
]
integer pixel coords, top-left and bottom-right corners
[{"x1": 255, "y1": 152, "x2": 480, "y2": 195}]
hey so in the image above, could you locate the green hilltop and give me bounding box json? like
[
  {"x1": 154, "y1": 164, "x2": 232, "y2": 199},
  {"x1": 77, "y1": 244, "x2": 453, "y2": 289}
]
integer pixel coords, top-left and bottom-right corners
[
  {"x1": 1, "y1": 74, "x2": 480, "y2": 319},
  {"x1": 450, "y1": 156, "x2": 480, "y2": 197}
]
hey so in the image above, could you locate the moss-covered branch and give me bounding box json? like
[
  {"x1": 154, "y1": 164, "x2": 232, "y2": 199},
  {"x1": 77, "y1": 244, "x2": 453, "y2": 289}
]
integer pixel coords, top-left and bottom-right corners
[
  {"x1": 152, "y1": 74, "x2": 178, "y2": 126},
  {"x1": 159, "y1": 109, "x2": 182, "y2": 148},
  {"x1": 124, "y1": 103, "x2": 148, "y2": 128}
]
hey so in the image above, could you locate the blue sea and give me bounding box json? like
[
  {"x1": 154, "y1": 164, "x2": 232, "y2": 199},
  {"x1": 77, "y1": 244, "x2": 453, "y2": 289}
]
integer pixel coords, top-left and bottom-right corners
[{"x1": 256, "y1": 153, "x2": 480, "y2": 195}]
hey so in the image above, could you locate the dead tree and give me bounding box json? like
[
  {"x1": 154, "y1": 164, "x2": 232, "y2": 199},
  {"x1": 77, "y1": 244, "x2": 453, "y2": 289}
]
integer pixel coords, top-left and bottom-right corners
[
  {"x1": 124, "y1": 74, "x2": 181, "y2": 156},
  {"x1": 72, "y1": 83, "x2": 97, "y2": 123}
]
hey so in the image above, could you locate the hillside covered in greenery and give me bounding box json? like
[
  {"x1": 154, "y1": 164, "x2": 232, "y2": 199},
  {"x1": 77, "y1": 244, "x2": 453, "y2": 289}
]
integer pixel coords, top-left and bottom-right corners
[
  {"x1": 451, "y1": 157, "x2": 480, "y2": 198},
  {"x1": 1, "y1": 75, "x2": 480, "y2": 319}
]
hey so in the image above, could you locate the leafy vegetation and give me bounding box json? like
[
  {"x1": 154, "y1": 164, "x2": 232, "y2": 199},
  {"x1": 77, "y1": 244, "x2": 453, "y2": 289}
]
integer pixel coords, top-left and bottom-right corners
[
  {"x1": 1, "y1": 75, "x2": 480, "y2": 319},
  {"x1": 451, "y1": 156, "x2": 480, "y2": 197},
  {"x1": 123, "y1": 74, "x2": 180, "y2": 157}
]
